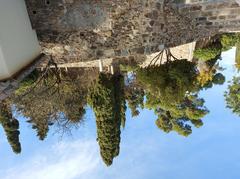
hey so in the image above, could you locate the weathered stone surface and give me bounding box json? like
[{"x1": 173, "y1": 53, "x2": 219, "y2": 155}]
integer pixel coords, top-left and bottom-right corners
[{"x1": 23, "y1": 0, "x2": 240, "y2": 65}]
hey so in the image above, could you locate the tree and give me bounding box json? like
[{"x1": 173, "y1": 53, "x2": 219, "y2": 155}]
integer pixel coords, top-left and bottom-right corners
[
  {"x1": 194, "y1": 38, "x2": 223, "y2": 62},
  {"x1": 119, "y1": 60, "x2": 145, "y2": 117},
  {"x1": 27, "y1": 115, "x2": 53, "y2": 141},
  {"x1": 225, "y1": 76, "x2": 240, "y2": 116},
  {"x1": 212, "y1": 73, "x2": 225, "y2": 85},
  {"x1": 88, "y1": 73, "x2": 126, "y2": 166},
  {"x1": 0, "y1": 101, "x2": 21, "y2": 153},
  {"x1": 235, "y1": 43, "x2": 240, "y2": 70},
  {"x1": 12, "y1": 67, "x2": 92, "y2": 140},
  {"x1": 221, "y1": 33, "x2": 240, "y2": 51},
  {"x1": 196, "y1": 52, "x2": 225, "y2": 88},
  {"x1": 125, "y1": 86, "x2": 145, "y2": 117},
  {"x1": 194, "y1": 47, "x2": 222, "y2": 61},
  {"x1": 136, "y1": 59, "x2": 199, "y2": 105},
  {"x1": 136, "y1": 59, "x2": 208, "y2": 136},
  {"x1": 147, "y1": 93, "x2": 208, "y2": 136}
]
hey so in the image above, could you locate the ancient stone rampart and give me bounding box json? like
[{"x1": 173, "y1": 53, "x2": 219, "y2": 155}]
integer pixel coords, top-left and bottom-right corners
[{"x1": 24, "y1": 0, "x2": 240, "y2": 64}]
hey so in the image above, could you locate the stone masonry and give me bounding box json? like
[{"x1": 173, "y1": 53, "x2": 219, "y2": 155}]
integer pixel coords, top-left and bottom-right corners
[
  {"x1": 1, "y1": 0, "x2": 240, "y2": 102},
  {"x1": 24, "y1": 0, "x2": 240, "y2": 65}
]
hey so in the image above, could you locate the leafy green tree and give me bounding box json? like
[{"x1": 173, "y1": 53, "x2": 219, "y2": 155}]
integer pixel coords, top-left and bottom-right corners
[
  {"x1": 221, "y1": 33, "x2": 240, "y2": 51},
  {"x1": 212, "y1": 73, "x2": 225, "y2": 85},
  {"x1": 125, "y1": 86, "x2": 145, "y2": 117},
  {"x1": 194, "y1": 47, "x2": 222, "y2": 61},
  {"x1": 194, "y1": 37, "x2": 223, "y2": 62},
  {"x1": 27, "y1": 116, "x2": 53, "y2": 141},
  {"x1": 88, "y1": 73, "x2": 126, "y2": 166},
  {"x1": 147, "y1": 93, "x2": 208, "y2": 136},
  {"x1": 0, "y1": 101, "x2": 21, "y2": 153},
  {"x1": 235, "y1": 43, "x2": 240, "y2": 70},
  {"x1": 225, "y1": 76, "x2": 240, "y2": 116},
  {"x1": 136, "y1": 60, "x2": 208, "y2": 136},
  {"x1": 12, "y1": 68, "x2": 91, "y2": 140},
  {"x1": 196, "y1": 51, "x2": 225, "y2": 88},
  {"x1": 136, "y1": 59, "x2": 198, "y2": 104}
]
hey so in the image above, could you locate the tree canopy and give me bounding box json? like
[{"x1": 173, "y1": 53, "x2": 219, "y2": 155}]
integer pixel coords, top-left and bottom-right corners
[
  {"x1": 225, "y1": 76, "x2": 240, "y2": 116},
  {"x1": 88, "y1": 73, "x2": 126, "y2": 166},
  {"x1": 125, "y1": 85, "x2": 145, "y2": 117},
  {"x1": 12, "y1": 68, "x2": 92, "y2": 140},
  {"x1": 0, "y1": 101, "x2": 21, "y2": 153},
  {"x1": 221, "y1": 33, "x2": 240, "y2": 51},
  {"x1": 194, "y1": 47, "x2": 222, "y2": 62},
  {"x1": 136, "y1": 59, "x2": 208, "y2": 136},
  {"x1": 152, "y1": 94, "x2": 208, "y2": 136},
  {"x1": 136, "y1": 59, "x2": 199, "y2": 104}
]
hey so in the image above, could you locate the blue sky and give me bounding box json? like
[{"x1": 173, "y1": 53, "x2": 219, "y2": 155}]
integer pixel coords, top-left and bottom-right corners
[{"x1": 0, "y1": 48, "x2": 240, "y2": 179}]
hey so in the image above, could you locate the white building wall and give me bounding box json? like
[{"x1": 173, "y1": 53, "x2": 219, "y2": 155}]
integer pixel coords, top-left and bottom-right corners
[{"x1": 0, "y1": 0, "x2": 41, "y2": 80}]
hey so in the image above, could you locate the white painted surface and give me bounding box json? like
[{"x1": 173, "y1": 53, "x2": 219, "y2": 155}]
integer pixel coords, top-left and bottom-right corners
[
  {"x1": 98, "y1": 59, "x2": 103, "y2": 72},
  {"x1": 0, "y1": 0, "x2": 41, "y2": 80}
]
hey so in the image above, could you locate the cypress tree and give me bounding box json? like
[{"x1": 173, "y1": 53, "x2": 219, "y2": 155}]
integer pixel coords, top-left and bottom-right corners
[
  {"x1": 0, "y1": 101, "x2": 21, "y2": 154},
  {"x1": 88, "y1": 73, "x2": 126, "y2": 166}
]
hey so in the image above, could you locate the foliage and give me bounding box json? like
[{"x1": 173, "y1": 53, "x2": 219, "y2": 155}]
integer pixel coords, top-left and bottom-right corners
[
  {"x1": 194, "y1": 47, "x2": 221, "y2": 61},
  {"x1": 221, "y1": 33, "x2": 240, "y2": 51},
  {"x1": 212, "y1": 73, "x2": 225, "y2": 85},
  {"x1": 197, "y1": 70, "x2": 225, "y2": 87},
  {"x1": 235, "y1": 43, "x2": 240, "y2": 70},
  {"x1": 88, "y1": 73, "x2": 126, "y2": 166},
  {"x1": 147, "y1": 93, "x2": 208, "y2": 136},
  {"x1": 119, "y1": 58, "x2": 140, "y2": 72},
  {"x1": 12, "y1": 68, "x2": 90, "y2": 140},
  {"x1": 125, "y1": 86, "x2": 145, "y2": 117},
  {"x1": 225, "y1": 76, "x2": 240, "y2": 116},
  {"x1": 27, "y1": 117, "x2": 53, "y2": 141},
  {"x1": 14, "y1": 70, "x2": 39, "y2": 95},
  {"x1": 197, "y1": 70, "x2": 214, "y2": 87},
  {"x1": 196, "y1": 53, "x2": 225, "y2": 88},
  {"x1": 136, "y1": 59, "x2": 198, "y2": 105},
  {"x1": 120, "y1": 64, "x2": 139, "y2": 72},
  {"x1": 135, "y1": 60, "x2": 208, "y2": 136},
  {"x1": 0, "y1": 101, "x2": 21, "y2": 153}
]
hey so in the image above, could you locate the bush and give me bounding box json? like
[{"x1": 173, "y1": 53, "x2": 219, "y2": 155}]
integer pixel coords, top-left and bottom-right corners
[
  {"x1": 221, "y1": 33, "x2": 240, "y2": 51},
  {"x1": 194, "y1": 47, "x2": 221, "y2": 61},
  {"x1": 212, "y1": 73, "x2": 225, "y2": 85}
]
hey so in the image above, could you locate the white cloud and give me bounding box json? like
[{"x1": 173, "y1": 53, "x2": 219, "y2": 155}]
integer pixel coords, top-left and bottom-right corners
[{"x1": 2, "y1": 139, "x2": 100, "y2": 179}]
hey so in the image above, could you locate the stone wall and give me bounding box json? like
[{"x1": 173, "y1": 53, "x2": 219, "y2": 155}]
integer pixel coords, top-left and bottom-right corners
[
  {"x1": 24, "y1": 0, "x2": 240, "y2": 65},
  {"x1": 179, "y1": 0, "x2": 240, "y2": 32},
  {"x1": 22, "y1": 0, "x2": 214, "y2": 63},
  {"x1": 141, "y1": 41, "x2": 196, "y2": 67},
  {"x1": 184, "y1": 0, "x2": 238, "y2": 4}
]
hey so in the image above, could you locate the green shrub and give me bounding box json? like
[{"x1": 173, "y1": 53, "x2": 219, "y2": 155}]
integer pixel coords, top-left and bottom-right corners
[
  {"x1": 194, "y1": 47, "x2": 221, "y2": 61},
  {"x1": 221, "y1": 33, "x2": 240, "y2": 51}
]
